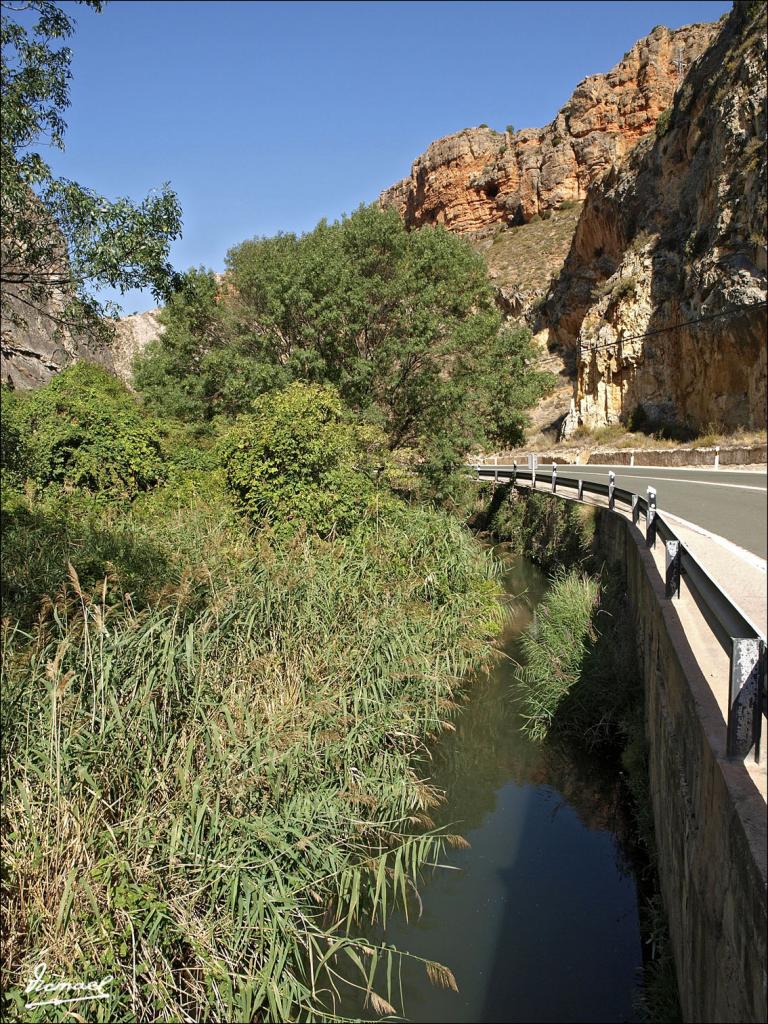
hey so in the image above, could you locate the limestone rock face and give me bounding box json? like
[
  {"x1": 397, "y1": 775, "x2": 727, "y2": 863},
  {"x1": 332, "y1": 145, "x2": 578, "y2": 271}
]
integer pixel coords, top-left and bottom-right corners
[
  {"x1": 554, "y1": 2, "x2": 767, "y2": 436},
  {"x1": 0, "y1": 285, "x2": 121, "y2": 389},
  {"x1": 110, "y1": 309, "x2": 164, "y2": 384},
  {"x1": 1, "y1": 295, "x2": 86, "y2": 389},
  {"x1": 380, "y1": 21, "x2": 718, "y2": 234}
]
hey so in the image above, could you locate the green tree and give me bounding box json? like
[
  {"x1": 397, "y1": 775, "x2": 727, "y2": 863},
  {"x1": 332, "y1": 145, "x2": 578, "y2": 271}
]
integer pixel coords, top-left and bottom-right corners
[
  {"x1": 224, "y1": 206, "x2": 502, "y2": 455},
  {"x1": 1, "y1": 1, "x2": 182, "y2": 336},
  {"x1": 7, "y1": 362, "x2": 165, "y2": 495},
  {"x1": 220, "y1": 381, "x2": 388, "y2": 538},
  {"x1": 136, "y1": 205, "x2": 553, "y2": 471},
  {"x1": 133, "y1": 268, "x2": 289, "y2": 421}
]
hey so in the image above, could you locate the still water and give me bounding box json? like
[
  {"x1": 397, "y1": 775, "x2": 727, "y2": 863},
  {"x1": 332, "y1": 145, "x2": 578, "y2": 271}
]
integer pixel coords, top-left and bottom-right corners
[{"x1": 354, "y1": 554, "x2": 644, "y2": 1023}]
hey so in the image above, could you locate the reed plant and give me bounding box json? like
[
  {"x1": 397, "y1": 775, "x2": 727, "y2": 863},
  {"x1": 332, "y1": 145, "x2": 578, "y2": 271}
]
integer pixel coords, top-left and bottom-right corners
[{"x1": 1, "y1": 484, "x2": 504, "y2": 1022}]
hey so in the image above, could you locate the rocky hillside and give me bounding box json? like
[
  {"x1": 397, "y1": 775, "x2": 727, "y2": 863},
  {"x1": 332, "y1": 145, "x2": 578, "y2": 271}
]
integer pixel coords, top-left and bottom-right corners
[
  {"x1": 0, "y1": 304, "x2": 163, "y2": 390},
  {"x1": 380, "y1": 21, "x2": 718, "y2": 234},
  {"x1": 552, "y1": 1, "x2": 767, "y2": 436}
]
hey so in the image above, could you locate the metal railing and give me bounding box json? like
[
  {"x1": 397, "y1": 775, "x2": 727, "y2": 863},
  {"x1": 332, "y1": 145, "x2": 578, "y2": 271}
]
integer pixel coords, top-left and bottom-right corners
[{"x1": 470, "y1": 461, "x2": 767, "y2": 763}]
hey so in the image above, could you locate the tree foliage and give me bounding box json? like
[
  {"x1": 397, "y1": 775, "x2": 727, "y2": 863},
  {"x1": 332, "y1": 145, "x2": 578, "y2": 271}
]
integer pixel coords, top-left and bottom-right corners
[
  {"x1": 135, "y1": 206, "x2": 553, "y2": 467},
  {"x1": 220, "y1": 381, "x2": 388, "y2": 538},
  {"x1": 0, "y1": 1, "x2": 182, "y2": 335},
  {"x1": 5, "y1": 362, "x2": 165, "y2": 495}
]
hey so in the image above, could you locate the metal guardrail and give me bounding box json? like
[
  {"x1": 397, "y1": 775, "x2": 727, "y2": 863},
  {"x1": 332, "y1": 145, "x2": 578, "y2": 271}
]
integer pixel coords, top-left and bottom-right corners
[{"x1": 471, "y1": 461, "x2": 767, "y2": 764}]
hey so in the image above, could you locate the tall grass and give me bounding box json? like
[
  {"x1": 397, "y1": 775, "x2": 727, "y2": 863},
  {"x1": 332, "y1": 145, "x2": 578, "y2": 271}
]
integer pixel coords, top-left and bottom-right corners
[
  {"x1": 515, "y1": 571, "x2": 599, "y2": 741},
  {"x1": 1, "y1": 488, "x2": 504, "y2": 1022}
]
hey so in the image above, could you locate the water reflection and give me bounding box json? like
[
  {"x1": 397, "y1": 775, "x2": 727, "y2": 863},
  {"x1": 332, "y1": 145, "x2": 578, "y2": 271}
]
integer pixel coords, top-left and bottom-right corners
[{"x1": 349, "y1": 554, "x2": 643, "y2": 1023}]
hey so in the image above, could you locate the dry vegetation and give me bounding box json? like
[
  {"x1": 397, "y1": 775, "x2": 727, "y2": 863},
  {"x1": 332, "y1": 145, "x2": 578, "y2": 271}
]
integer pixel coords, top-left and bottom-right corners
[{"x1": 472, "y1": 202, "x2": 584, "y2": 298}]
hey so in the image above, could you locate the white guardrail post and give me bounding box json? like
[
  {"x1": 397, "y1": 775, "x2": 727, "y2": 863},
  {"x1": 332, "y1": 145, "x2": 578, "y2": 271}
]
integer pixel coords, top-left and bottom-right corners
[
  {"x1": 551, "y1": 464, "x2": 557, "y2": 493},
  {"x1": 728, "y1": 638, "x2": 764, "y2": 759},
  {"x1": 646, "y1": 487, "x2": 657, "y2": 547},
  {"x1": 608, "y1": 471, "x2": 615, "y2": 511},
  {"x1": 665, "y1": 540, "x2": 681, "y2": 599}
]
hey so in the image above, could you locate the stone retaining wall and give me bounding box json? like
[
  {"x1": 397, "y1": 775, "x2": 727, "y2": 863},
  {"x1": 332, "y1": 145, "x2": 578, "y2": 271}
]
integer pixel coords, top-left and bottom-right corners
[
  {"x1": 594, "y1": 509, "x2": 767, "y2": 1023},
  {"x1": 585, "y1": 444, "x2": 767, "y2": 467},
  {"x1": 478, "y1": 443, "x2": 767, "y2": 468}
]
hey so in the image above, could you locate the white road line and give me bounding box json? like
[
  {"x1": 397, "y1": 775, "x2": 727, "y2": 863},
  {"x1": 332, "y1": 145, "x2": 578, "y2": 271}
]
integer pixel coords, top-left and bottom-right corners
[{"x1": 575, "y1": 475, "x2": 765, "y2": 492}]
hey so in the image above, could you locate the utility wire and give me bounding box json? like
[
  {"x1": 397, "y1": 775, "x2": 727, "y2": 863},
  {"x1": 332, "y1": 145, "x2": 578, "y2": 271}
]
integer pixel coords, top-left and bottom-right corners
[{"x1": 578, "y1": 300, "x2": 768, "y2": 355}]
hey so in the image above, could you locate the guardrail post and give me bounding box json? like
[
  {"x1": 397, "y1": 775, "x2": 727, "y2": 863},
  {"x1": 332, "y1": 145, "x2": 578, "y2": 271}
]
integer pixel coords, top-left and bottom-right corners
[
  {"x1": 714, "y1": 445, "x2": 720, "y2": 469},
  {"x1": 665, "y1": 540, "x2": 681, "y2": 598},
  {"x1": 758, "y1": 640, "x2": 765, "y2": 763},
  {"x1": 551, "y1": 465, "x2": 557, "y2": 494},
  {"x1": 608, "y1": 471, "x2": 616, "y2": 511},
  {"x1": 646, "y1": 487, "x2": 657, "y2": 547},
  {"x1": 531, "y1": 462, "x2": 536, "y2": 489},
  {"x1": 512, "y1": 461, "x2": 517, "y2": 486},
  {"x1": 631, "y1": 494, "x2": 639, "y2": 524},
  {"x1": 577, "y1": 479, "x2": 584, "y2": 501},
  {"x1": 728, "y1": 638, "x2": 762, "y2": 759},
  {"x1": 494, "y1": 466, "x2": 498, "y2": 483}
]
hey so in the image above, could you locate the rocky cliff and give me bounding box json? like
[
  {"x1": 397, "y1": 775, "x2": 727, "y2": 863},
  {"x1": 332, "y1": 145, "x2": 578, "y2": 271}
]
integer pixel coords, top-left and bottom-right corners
[
  {"x1": 0, "y1": 303, "x2": 162, "y2": 390},
  {"x1": 1, "y1": 294, "x2": 88, "y2": 389},
  {"x1": 380, "y1": 21, "x2": 719, "y2": 234},
  {"x1": 554, "y1": 1, "x2": 767, "y2": 436}
]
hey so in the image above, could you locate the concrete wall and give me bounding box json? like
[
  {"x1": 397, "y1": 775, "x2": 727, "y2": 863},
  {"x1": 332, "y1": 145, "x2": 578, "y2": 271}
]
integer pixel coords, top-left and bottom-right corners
[{"x1": 594, "y1": 509, "x2": 767, "y2": 1023}]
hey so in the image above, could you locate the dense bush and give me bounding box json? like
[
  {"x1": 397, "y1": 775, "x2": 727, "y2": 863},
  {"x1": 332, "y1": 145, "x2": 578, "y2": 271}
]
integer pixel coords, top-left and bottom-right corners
[
  {"x1": 487, "y1": 489, "x2": 595, "y2": 571},
  {"x1": 221, "y1": 381, "x2": 390, "y2": 537},
  {"x1": 6, "y1": 363, "x2": 165, "y2": 496}
]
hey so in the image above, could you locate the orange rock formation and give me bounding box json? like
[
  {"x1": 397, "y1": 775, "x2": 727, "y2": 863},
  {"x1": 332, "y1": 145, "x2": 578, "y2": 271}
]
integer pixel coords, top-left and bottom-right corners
[{"x1": 380, "y1": 21, "x2": 718, "y2": 234}]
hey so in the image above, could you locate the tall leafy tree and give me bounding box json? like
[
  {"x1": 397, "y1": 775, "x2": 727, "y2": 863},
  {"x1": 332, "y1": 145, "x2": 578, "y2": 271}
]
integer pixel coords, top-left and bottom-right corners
[
  {"x1": 135, "y1": 206, "x2": 554, "y2": 465},
  {"x1": 0, "y1": 1, "x2": 182, "y2": 337}
]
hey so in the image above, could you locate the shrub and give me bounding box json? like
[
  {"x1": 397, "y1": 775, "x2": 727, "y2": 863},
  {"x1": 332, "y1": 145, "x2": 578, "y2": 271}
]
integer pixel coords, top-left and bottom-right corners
[
  {"x1": 8, "y1": 363, "x2": 165, "y2": 496},
  {"x1": 506, "y1": 124, "x2": 515, "y2": 135},
  {"x1": 220, "y1": 382, "x2": 388, "y2": 538},
  {"x1": 655, "y1": 107, "x2": 673, "y2": 137},
  {"x1": 592, "y1": 274, "x2": 638, "y2": 304},
  {"x1": 0, "y1": 385, "x2": 30, "y2": 490}
]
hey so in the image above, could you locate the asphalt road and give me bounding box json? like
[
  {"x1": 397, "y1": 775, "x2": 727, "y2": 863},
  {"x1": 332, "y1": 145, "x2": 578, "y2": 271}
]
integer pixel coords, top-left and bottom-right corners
[{"x1": 496, "y1": 464, "x2": 768, "y2": 560}]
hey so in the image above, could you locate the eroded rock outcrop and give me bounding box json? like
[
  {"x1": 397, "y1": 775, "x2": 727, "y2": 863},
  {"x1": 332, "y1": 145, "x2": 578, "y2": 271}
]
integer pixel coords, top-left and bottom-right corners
[
  {"x1": 380, "y1": 21, "x2": 719, "y2": 234},
  {"x1": 110, "y1": 309, "x2": 164, "y2": 384},
  {"x1": 554, "y1": 1, "x2": 767, "y2": 436}
]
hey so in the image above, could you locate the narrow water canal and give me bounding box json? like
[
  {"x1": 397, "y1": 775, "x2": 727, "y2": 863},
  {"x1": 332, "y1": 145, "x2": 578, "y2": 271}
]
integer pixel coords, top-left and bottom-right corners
[{"x1": 355, "y1": 554, "x2": 644, "y2": 1023}]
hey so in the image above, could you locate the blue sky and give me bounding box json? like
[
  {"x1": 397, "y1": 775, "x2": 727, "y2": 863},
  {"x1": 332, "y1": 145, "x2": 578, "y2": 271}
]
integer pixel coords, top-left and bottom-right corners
[{"x1": 51, "y1": 0, "x2": 731, "y2": 313}]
